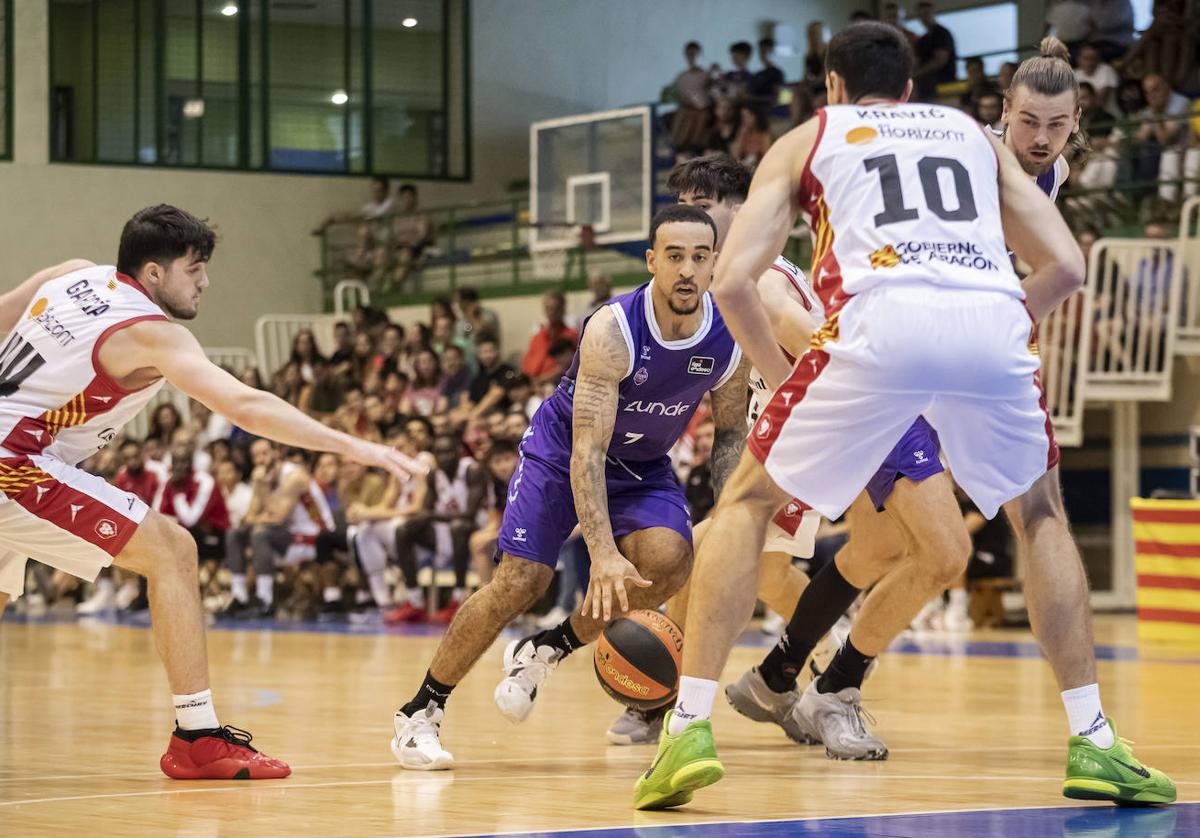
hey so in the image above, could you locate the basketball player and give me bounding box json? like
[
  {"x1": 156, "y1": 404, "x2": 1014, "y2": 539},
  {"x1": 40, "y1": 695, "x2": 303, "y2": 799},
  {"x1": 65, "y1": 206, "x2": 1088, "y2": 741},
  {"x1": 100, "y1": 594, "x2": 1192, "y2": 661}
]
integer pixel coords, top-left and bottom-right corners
[
  {"x1": 0, "y1": 205, "x2": 424, "y2": 779},
  {"x1": 390, "y1": 205, "x2": 749, "y2": 770},
  {"x1": 636, "y1": 24, "x2": 1174, "y2": 808},
  {"x1": 722, "y1": 37, "x2": 1091, "y2": 761},
  {"x1": 611, "y1": 154, "x2": 963, "y2": 753},
  {"x1": 219, "y1": 438, "x2": 335, "y2": 618}
]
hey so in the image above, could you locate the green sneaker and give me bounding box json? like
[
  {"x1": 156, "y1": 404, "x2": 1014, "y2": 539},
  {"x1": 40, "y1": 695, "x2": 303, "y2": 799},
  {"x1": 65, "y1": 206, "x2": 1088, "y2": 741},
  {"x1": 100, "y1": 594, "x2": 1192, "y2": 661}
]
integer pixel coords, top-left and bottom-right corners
[
  {"x1": 633, "y1": 712, "x2": 725, "y2": 811},
  {"x1": 1063, "y1": 719, "x2": 1176, "y2": 805}
]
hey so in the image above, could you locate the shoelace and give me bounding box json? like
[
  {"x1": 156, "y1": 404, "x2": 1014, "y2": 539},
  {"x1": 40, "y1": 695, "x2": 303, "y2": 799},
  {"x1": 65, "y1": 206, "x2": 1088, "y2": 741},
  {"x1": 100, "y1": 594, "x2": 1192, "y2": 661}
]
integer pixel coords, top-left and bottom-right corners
[
  {"x1": 210, "y1": 725, "x2": 258, "y2": 753},
  {"x1": 840, "y1": 697, "x2": 877, "y2": 739},
  {"x1": 509, "y1": 643, "x2": 558, "y2": 691}
]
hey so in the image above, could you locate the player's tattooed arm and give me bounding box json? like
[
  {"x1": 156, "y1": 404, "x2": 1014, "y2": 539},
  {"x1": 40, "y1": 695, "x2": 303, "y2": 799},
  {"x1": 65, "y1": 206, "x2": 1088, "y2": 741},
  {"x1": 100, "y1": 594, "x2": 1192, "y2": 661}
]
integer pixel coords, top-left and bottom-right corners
[
  {"x1": 571, "y1": 307, "x2": 650, "y2": 620},
  {"x1": 709, "y1": 354, "x2": 752, "y2": 499}
]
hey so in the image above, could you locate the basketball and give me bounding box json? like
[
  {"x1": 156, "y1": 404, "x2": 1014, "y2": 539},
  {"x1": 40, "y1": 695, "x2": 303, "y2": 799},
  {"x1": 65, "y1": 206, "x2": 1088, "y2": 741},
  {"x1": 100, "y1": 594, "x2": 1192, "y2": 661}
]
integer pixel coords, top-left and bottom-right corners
[{"x1": 593, "y1": 609, "x2": 684, "y2": 710}]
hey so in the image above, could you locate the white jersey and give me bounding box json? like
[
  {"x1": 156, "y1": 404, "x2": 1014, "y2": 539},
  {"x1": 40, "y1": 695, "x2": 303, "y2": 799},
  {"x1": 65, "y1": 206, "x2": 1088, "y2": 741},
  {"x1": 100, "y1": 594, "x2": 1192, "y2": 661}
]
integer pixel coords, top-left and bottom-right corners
[
  {"x1": 748, "y1": 256, "x2": 824, "y2": 427},
  {"x1": 804, "y1": 104, "x2": 1021, "y2": 315},
  {"x1": 0, "y1": 265, "x2": 167, "y2": 466},
  {"x1": 278, "y1": 461, "x2": 334, "y2": 539},
  {"x1": 433, "y1": 456, "x2": 488, "y2": 527}
]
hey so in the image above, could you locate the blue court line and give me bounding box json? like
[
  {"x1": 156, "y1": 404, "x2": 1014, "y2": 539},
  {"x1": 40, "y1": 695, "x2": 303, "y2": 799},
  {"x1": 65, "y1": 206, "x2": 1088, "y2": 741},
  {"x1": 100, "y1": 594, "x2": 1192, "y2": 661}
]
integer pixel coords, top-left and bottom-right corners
[
  {"x1": 6, "y1": 610, "x2": 1200, "y2": 666},
  {"x1": 471, "y1": 803, "x2": 1196, "y2": 837}
]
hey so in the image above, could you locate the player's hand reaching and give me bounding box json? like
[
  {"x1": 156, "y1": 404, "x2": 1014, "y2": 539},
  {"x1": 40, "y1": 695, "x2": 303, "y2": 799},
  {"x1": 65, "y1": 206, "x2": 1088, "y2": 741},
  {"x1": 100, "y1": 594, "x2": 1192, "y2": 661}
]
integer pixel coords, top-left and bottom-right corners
[
  {"x1": 582, "y1": 547, "x2": 651, "y2": 622},
  {"x1": 346, "y1": 439, "x2": 430, "y2": 484}
]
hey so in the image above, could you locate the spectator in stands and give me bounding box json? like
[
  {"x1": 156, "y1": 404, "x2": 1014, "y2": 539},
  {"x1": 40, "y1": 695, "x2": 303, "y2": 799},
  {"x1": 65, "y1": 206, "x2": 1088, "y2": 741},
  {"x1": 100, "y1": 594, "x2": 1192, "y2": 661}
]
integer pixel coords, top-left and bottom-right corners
[
  {"x1": 350, "y1": 330, "x2": 375, "y2": 382},
  {"x1": 216, "y1": 458, "x2": 253, "y2": 529},
  {"x1": 1120, "y1": 0, "x2": 1193, "y2": 89},
  {"x1": 521, "y1": 290, "x2": 579, "y2": 384},
  {"x1": 669, "y1": 41, "x2": 713, "y2": 160},
  {"x1": 329, "y1": 321, "x2": 355, "y2": 370},
  {"x1": 455, "y1": 337, "x2": 516, "y2": 424},
  {"x1": 273, "y1": 362, "x2": 307, "y2": 408},
  {"x1": 1073, "y1": 83, "x2": 1120, "y2": 192},
  {"x1": 240, "y1": 366, "x2": 266, "y2": 391},
  {"x1": 959, "y1": 56, "x2": 1000, "y2": 110},
  {"x1": 1090, "y1": 0, "x2": 1136, "y2": 62},
  {"x1": 371, "y1": 323, "x2": 403, "y2": 377},
  {"x1": 431, "y1": 312, "x2": 474, "y2": 365},
  {"x1": 749, "y1": 37, "x2": 785, "y2": 107},
  {"x1": 386, "y1": 183, "x2": 432, "y2": 292},
  {"x1": 998, "y1": 61, "x2": 1018, "y2": 92},
  {"x1": 438, "y1": 345, "x2": 472, "y2": 414},
  {"x1": 1133, "y1": 74, "x2": 1191, "y2": 202},
  {"x1": 975, "y1": 91, "x2": 1004, "y2": 131},
  {"x1": 731, "y1": 105, "x2": 773, "y2": 169},
  {"x1": 314, "y1": 175, "x2": 393, "y2": 234},
  {"x1": 1162, "y1": 101, "x2": 1200, "y2": 200},
  {"x1": 1044, "y1": 0, "x2": 1093, "y2": 57},
  {"x1": 305, "y1": 356, "x2": 347, "y2": 417},
  {"x1": 724, "y1": 41, "x2": 755, "y2": 101},
  {"x1": 289, "y1": 328, "x2": 325, "y2": 384},
  {"x1": 454, "y1": 286, "x2": 500, "y2": 346},
  {"x1": 159, "y1": 436, "x2": 229, "y2": 589},
  {"x1": 403, "y1": 349, "x2": 444, "y2": 417},
  {"x1": 1116, "y1": 76, "x2": 1147, "y2": 117},
  {"x1": 398, "y1": 322, "x2": 430, "y2": 376},
  {"x1": 913, "y1": 2, "x2": 957, "y2": 101},
  {"x1": 1075, "y1": 44, "x2": 1121, "y2": 116},
  {"x1": 683, "y1": 418, "x2": 716, "y2": 523},
  {"x1": 705, "y1": 95, "x2": 740, "y2": 155},
  {"x1": 802, "y1": 22, "x2": 827, "y2": 87},
  {"x1": 188, "y1": 397, "x2": 231, "y2": 450},
  {"x1": 147, "y1": 402, "x2": 182, "y2": 451},
  {"x1": 470, "y1": 440, "x2": 519, "y2": 586},
  {"x1": 581, "y1": 272, "x2": 614, "y2": 319}
]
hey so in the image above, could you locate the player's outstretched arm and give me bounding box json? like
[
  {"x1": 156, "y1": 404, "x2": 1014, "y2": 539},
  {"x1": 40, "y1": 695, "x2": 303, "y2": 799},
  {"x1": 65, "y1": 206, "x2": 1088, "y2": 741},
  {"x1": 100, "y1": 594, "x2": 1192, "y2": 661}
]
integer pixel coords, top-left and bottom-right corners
[
  {"x1": 988, "y1": 132, "x2": 1085, "y2": 320},
  {"x1": 708, "y1": 355, "x2": 751, "y2": 499},
  {"x1": 101, "y1": 321, "x2": 428, "y2": 483},
  {"x1": 757, "y1": 267, "x2": 819, "y2": 361},
  {"x1": 570, "y1": 306, "x2": 650, "y2": 621},
  {"x1": 713, "y1": 119, "x2": 820, "y2": 392},
  {"x1": 0, "y1": 259, "x2": 95, "y2": 334}
]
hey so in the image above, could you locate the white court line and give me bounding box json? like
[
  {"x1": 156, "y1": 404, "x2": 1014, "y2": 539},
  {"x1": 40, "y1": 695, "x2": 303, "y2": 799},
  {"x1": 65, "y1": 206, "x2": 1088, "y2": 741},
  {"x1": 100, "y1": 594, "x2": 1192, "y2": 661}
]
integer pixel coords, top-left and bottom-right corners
[{"x1": 3, "y1": 770, "x2": 1197, "y2": 808}]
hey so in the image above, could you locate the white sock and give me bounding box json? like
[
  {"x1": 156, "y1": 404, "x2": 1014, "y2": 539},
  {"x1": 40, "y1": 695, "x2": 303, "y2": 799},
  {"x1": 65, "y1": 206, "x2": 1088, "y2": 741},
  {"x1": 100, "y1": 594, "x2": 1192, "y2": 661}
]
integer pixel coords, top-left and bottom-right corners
[
  {"x1": 323, "y1": 586, "x2": 342, "y2": 603},
  {"x1": 367, "y1": 572, "x2": 392, "y2": 607},
  {"x1": 230, "y1": 573, "x2": 248, "y2": 603},
  {"x1": 255, "y1": 574, "x2": 274, "y2": 605},
  {"x1": 173, "y1": 689, "x2": 220, "y2": 731},
  {"x1": 947, "y1": 588, "x2": 968, "y2": 614},
  {"x1": 668, "y1": 676, "x2": 718, "y2": 735},
  {"x1": 1061, "y1": 684, "x2": 1115, "y2": 748}
]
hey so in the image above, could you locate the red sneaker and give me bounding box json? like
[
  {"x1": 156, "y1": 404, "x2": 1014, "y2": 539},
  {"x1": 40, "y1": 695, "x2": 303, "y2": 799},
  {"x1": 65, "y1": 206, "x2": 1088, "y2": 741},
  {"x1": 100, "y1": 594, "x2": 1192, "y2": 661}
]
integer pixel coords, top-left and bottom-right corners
[
  {"x1": 384, "y1": 602, "x2": 428, "y2": 624},
  {"x1": 428, "y1": 597, "x2": 463, "y2": 625},
  {"x1": 160, "y1": 725, "x2": 291, "y2": 780}
]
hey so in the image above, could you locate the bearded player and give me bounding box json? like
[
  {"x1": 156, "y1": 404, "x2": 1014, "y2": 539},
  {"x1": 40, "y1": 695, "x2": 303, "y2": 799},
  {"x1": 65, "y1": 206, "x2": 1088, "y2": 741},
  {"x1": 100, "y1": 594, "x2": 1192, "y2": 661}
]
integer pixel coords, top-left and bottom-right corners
[
  {"x1": 635, "y1": 23, "x2": 1173, "y2": 809},
  {"x1": 389, "y1": 205, "x2": 751, "y2": 770},
  {"x1": 0, "y1": 205, "x2": 425, "y2": 780}
]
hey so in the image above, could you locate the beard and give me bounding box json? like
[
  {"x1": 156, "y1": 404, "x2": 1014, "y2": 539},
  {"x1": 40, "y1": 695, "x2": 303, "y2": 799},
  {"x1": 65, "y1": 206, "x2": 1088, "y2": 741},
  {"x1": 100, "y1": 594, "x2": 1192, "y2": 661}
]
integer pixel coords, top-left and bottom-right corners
[
  {"x1": 667, "y1": 291, "x2": 701, "y2": 316},
  {"x1": 1016, "y1": 149, "x2": 1055, "y2": 177}
]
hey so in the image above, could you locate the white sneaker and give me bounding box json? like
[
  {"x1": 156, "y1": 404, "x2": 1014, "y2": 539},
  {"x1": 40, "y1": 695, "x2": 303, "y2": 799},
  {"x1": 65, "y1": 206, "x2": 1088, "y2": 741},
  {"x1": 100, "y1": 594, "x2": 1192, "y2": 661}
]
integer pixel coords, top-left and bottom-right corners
[
  {"x1": 76, "y1": 584, "x2": 115, "y2": 614},
  {"x1": 606, "y1": 706, "x2": 666, "y2": 745},
  {"x1": 391, "y1": 702, "x2": 454, "y2": 770},
  {"x1": 114, "y1": 581, "x2": 140, "y2": 610},
  {"x1": 939, "y1": 607, "x2": 974, "y2": 632},
  {"x1": 760, "y1": 609, "x2": 786, "y2": 636},
  {"x1": 535, "y1": 605, "x2": 569, "y2": 630},
  {"x1": 494, "y1": 636, "x2": 562, "y2": 723},
  {"x1": 795, "y1": 680, "x2": 888, "y2": 761}
]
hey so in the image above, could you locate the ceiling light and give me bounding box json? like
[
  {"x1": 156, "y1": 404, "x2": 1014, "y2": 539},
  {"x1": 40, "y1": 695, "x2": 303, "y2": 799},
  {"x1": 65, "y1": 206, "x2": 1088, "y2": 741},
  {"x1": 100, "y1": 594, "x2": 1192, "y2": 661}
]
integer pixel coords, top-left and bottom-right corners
[
  {"x1": 402, "y1": 17, "x2": 418, "y2": 27},
  {"x1": 331, "y1": 90, "x2": 349, "y2": 105},
  {"x1": 220, "y1": 3, "x2": 238, "y2": 16}
]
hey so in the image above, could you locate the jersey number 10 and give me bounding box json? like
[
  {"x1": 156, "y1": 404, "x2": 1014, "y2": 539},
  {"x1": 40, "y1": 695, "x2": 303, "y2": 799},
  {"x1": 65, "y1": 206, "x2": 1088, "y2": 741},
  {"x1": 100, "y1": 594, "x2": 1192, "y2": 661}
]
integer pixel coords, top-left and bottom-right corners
[{"x1": 864, "y1": 154, "x2": 978, "y2": 228}]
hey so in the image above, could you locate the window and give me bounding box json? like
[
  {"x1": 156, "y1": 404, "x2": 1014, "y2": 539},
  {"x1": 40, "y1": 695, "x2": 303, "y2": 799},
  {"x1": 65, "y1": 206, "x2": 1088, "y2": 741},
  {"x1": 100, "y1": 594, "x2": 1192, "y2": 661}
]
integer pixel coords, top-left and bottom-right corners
[
  {"x1": 0, "y1": 0, "x2": 11, "y2": 160},
  {"x1": 48, "y1": 0, "x2": 469, "y2": 179}
]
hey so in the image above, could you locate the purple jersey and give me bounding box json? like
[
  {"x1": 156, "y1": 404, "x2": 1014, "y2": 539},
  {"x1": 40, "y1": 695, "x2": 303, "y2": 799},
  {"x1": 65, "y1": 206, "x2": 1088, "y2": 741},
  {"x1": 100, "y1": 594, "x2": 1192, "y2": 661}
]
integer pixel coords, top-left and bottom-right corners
[{"x1": 537, "y1": 283, "x2": 741, "y2": 462}]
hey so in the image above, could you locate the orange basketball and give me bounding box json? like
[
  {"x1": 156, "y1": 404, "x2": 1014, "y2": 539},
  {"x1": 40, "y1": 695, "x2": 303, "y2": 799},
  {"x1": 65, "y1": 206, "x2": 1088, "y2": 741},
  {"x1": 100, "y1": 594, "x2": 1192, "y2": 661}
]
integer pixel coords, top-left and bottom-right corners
[{"x1": 593, "y1": 609, "x2": 683, "y2": 710}]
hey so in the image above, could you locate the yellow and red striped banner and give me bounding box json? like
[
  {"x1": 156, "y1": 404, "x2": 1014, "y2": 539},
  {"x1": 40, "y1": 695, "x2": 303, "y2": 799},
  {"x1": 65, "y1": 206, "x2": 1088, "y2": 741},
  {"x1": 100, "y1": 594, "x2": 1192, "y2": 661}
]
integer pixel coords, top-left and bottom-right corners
[{"x1": 1131, "y1": 498, "x2": 1200, "y2": 644}]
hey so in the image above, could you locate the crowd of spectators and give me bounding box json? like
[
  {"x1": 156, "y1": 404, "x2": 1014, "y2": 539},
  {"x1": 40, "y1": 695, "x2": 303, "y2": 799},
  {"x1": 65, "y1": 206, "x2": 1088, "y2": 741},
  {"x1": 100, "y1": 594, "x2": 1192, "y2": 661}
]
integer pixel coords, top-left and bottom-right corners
[{"x1": 665, "y1": 1, "x2": 1200, "y2": 212}]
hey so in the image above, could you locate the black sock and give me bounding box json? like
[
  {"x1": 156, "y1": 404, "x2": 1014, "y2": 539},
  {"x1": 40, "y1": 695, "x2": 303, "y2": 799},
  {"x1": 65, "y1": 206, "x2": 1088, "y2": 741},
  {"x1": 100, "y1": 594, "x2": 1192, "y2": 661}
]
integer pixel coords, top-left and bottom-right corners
[
  {"x1": 817, "y1": 636, "x2": 874, "y2": 694},
  {"x1": 400, "y1": 671, "x2": 455, "y2": 716},
  {"x1": 530, "y1": 617, "x2": 583, "y2": 659},
  {"x1": 759, "y1": 561, "x2": 861, "y2": 693}
]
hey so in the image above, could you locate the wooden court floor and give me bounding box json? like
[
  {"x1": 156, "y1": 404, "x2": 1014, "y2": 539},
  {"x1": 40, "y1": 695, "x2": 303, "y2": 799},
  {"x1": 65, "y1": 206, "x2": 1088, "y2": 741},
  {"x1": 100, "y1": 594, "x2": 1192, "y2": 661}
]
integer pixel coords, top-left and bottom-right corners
[{"x1": 1, "y1": 614, "x2": 1197, "y2": 837}]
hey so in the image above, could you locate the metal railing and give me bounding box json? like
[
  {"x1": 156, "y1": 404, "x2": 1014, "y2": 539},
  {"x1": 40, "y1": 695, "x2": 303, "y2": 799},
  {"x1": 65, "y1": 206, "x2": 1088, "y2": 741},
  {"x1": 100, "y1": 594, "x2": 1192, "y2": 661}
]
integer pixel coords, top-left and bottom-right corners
[
  {"x1": 1084, "y1": 237, "x2": 1183, "y2": 401},
  {"x1": 1039, "y1": 287, "x2": 1093, "y2": 448},
  {"x1": 1177, "y1": 196, "x2": 1200, "y2": 354},
  {"x1": 333, "y1": 280, "x2": 371, "y2": 316},
  {"x1": 254, "y1": 315, "x2": 342, "y2": 381}
]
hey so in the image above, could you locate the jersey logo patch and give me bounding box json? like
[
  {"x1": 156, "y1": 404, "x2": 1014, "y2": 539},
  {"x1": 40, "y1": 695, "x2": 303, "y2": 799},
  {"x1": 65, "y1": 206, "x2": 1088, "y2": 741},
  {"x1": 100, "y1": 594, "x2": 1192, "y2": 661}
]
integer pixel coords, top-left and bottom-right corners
[
  {"x1": 95, "y1": 519, "x2": 118, "y2": 539},
  {"x1": 633, "y1": 367, "x2": 649, "y2": 386},
  {"x1": 93, "y1": 395, "x2": 113, "y2": 404},
  {"x1": 687, "y1": 356, "x2": 715, "y2": 375},
  {"x1": 35, "y1": 486, "x2": 49, "y2": 504},
  {"x1": 869, "y1": 245, "x2": 902, "y2": 269},
  {"x1": 756, "y1": 415, "x2": 772, "y2": 439},
  {"x1": 69, "y1": 503, "x2": 84, "y2": 522}
]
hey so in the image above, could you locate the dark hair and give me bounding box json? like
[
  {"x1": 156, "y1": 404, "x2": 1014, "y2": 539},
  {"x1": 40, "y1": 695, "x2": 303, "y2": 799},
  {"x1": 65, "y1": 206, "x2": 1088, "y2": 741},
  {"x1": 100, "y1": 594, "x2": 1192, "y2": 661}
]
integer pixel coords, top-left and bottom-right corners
[
  {"x1": 477, "y1": 335, "x2": 499, "y2": 349},
  {"x1": 120, "y1": 438, "x2": 142, "y2": 452},
  {"x1": 117, "y1": 204, "x2": 216, "y2": 278},
  {"x1": 456, "y1": 286, "x2": 480, "y2": 303},
  {"x1": 1007, "y1": 37, "x2": 1085, "y2": 153},
  {"x1": 487, "y1": 439, "x2": 517, "y2": 459},
  {"x1": 649, "y1": 205, "x2": 718, "y2": 249},
  {"x1": 398, "y1": 183, "x2": 417, "y2": 196},
  {"x1": 406, "y1": 415, "x2": 434, "y2": 437},
  {"x1": 685, "y1": 40, "x2": 701, "y2": 52},
  {"x1": 825, "y1": 22, "x2": 913, "y2": 102},
  {"x1": 443, "y1": 343, "x2": 465, "y2": 358},
  {"x1": 758, "y1": 37, "x2": 775, "y2": 50},
  {"x1": 848, "y1": 10, "x2": 873, "y2": 21},
  {"x1": 371, "y1": 175, "x2": 390, "y2": 189},
  {"x1": 965, "y1": 56, "x2": 984, "y2": 69},
  {"x1": 548, "y1": 337, "x2": 575, "y2": 358},
  {"x1": 667, "y1": 154, "x2": 752, "y2": 203},
  {"x1": 507, "y1": 373, "x2": 531, "y2": 391},
  {"x1": 730, "y1": 41, "x2": 752, "y2": 57}
]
